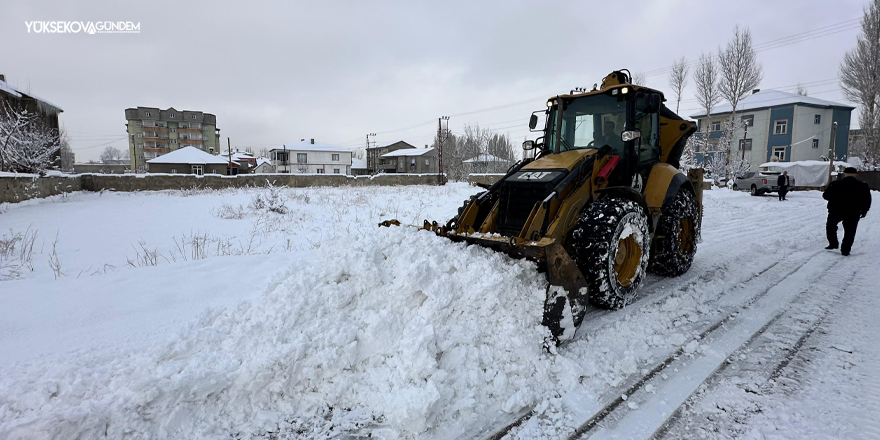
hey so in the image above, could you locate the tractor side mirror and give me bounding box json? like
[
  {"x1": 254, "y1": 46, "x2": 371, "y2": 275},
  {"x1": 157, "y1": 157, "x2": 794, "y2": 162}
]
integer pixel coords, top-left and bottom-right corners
[
  {"x1": 529, "y1": 114, "x2": 538, "y2": 130},
  {"x1": 522, "y1": 140, "x2": 536, "y2": 150},
  {"x1": 621, "y1": 130, "x2": 641, "y2": 142}
]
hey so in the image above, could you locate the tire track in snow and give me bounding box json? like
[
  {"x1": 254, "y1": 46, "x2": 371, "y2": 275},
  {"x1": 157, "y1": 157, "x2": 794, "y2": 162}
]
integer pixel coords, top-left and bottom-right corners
[
  {"x1": 576, "y1": 250, "x2": 843, "y2": 440},
  {"x1": 475, "y1": 250, "x2": 820, "y2": 440}
]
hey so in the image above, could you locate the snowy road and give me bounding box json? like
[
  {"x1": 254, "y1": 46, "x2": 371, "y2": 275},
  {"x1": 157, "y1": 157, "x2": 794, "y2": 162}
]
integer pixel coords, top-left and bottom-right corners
[{"x1": 0, "y1": 185, "x2": 877, "y2": 439}]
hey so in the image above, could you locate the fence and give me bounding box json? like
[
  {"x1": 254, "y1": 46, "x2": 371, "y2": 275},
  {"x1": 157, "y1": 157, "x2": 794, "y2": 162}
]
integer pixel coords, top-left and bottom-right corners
[{"x1": 0, "y1": 173, "x2": 446, "y2": 204}]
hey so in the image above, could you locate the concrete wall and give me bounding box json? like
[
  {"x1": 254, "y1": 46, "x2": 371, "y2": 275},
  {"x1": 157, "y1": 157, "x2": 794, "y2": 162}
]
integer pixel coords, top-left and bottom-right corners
[
  {"x1": 0, "y1": 173, "x2": 446, "y2": 204},
  {"x1": 0, "y1": 175, "x2": 82, "y2": 204},
  {"x1": 467, "y1": 173, "x2": 504, "y2": 187},
  {"x1": 72, "y1": 164, "x2": 129, "y2": 174},
  {"x1": 854, "y1": 171, "x2": 880, "y2": 191}
]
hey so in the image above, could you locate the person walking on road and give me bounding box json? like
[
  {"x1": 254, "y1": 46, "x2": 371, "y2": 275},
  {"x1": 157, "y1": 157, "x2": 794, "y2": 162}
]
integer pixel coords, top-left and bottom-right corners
[
  {"x1": 823, "y1": 167, "x2": 872, "y2": 256},
  {"x1": 777, "y1": 170, "x2": 791, "y2": 201}
]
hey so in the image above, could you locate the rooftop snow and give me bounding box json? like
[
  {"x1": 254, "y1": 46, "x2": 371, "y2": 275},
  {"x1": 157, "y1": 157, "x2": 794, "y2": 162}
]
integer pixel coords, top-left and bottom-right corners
[
  {"x1": 146, "y1": 146, "x2": 229, "y2": 164},
  {"x1": 351, "y1": 158, "x2": 368, "y2": 169},
  {"x1": 0, "y1": 79, "x2": 23, "y2": 98},
  {"x1": 381, "y1": 147, "x2": 435, "y2": 158},
  {"x1": 269, "y1": 140, "x2": 350, "y2": 153},
  {"x1": 690, "y1": 89, "x2": 854, "y2": 119}
]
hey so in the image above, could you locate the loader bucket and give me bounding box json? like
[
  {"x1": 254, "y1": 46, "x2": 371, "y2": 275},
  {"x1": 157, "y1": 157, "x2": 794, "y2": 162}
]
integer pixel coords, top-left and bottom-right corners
[{"x1": 444, "y1": 233, "x2": 588, "y2": 296}]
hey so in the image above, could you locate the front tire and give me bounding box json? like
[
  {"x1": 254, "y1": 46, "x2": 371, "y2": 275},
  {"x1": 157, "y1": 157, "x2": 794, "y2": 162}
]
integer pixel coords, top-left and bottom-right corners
[
  {"x1": 750, "y1": 185, "x2": 758, "y2": 196},
  {"x1": 649, "y1": 190, "x2": 699, "y2": 276},
  {"x1": 571, "y1": 198, "x2": 650, "y2": 309}
]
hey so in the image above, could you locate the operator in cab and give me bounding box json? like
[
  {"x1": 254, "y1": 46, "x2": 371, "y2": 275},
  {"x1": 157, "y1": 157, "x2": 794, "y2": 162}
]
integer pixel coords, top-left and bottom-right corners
[{"x1": 595, "y1": 119, "x2": 623, "y2": 155}]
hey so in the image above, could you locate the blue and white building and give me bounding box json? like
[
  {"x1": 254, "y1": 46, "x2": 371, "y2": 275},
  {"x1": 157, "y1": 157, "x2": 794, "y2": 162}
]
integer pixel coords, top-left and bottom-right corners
[{"x1": 690, "y1": 90, "x2": 854, "y2": 171}]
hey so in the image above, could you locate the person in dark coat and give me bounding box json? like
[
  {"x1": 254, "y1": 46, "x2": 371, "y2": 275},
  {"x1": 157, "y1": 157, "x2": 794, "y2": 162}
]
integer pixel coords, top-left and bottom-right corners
[
  {"x1": 823, "y1": 167, "x2": 872, "y2": 256},
  {"x1": 777, "y1": 171, "x2": 791, "y2": 201}
]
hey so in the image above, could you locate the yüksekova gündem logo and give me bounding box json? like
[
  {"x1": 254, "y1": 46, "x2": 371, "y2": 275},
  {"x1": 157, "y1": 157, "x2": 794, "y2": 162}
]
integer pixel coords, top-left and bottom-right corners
[{"x1": 24, "y1": 21, "x2": 140, "y2": 34}]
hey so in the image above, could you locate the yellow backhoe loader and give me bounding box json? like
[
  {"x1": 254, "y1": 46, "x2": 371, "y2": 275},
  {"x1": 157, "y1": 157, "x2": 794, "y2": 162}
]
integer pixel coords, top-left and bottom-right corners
[{"x1": 384, "y1": 70, "x2": 703, "y2": 340}]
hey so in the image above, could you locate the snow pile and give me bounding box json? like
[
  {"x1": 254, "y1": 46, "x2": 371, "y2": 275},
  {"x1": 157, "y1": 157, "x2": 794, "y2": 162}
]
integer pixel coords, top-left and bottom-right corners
[{"x1": 0, "y1": 227, "x2": 573, "y2": 439}]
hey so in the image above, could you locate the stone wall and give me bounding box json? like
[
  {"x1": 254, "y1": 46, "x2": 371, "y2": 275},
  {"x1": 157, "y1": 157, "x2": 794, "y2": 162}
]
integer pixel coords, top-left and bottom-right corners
[
  {"x1": 467, "y1": 173, "x2": 505, "y2": 187},
  {"x1": 0, "y1": 175, "x2": 82, "y2": 204},
  {"x1": 1, "y1": 173, "x2": 446, "y2": 204}
]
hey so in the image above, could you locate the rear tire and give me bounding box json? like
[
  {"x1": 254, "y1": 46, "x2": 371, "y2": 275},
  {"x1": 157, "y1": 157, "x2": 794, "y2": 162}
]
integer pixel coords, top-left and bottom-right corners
[
  {"x1": 649, "y1": 190, "x2": 699, "y2": 276},
  {"x1": 570, "y1": 198, "x2": 650, "y2": 309}
]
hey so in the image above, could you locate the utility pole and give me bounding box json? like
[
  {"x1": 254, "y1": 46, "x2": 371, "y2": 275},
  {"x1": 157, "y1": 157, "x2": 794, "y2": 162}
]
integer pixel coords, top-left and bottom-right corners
[
  {"x1": 827, "y1": 122, "x2": 838, "y2": 188},
  {"x1": 438, "y1": 116, "x2": 449, "y2": 183},
  {"x1": 366, "y1": 132, "x2": 376, "y2": 173},
  {"x1": 227, "y1": 137, "x2": 233, "y2": 175}
]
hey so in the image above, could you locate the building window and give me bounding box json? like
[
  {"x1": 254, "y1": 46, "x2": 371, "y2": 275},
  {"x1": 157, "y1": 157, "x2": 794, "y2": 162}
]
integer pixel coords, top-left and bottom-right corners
[
  {"x1": 191, "y1": 115, "x2": 197, "y2": 119},
  {"x1": 212, "y1": 169, "x2": 217, "y2": 174},
  {"x1": 774, "y1": 120, "x2": 788, "y2": 135},
  {"x1": 711, "y1": 121, "x2": 721, "y2": 131},
  {"x1": 815, "y1": 114, "x2": 821, "y2": 124},
  {"x1": 192, "y1": 165, "x2": 203, "y2": 175},
  {"x1": 136, "y1": 133, "x2": 143, "y2": 138},
  {"x1": 297, "y1": 153, "x2": 307, "y2": 163},
  {"x1": 170, "y1": 113, "x2": 175, "y2": 118},
  {"x1": 772, "y1": 146, "x2": 786, "y2": 161},
  {"x1": 741, "y1": 115, "x2": 754, "y2": 126},
  {"x1": 333, "y1": 168, "x2": 340, "y2": 174},
  {"x1": 812, "y1": 139, "x2": 819, "y2": 149},
  {"x1": 171, "y1": 168, "x2": 177, "y2": 174},
  {"x1": 136, "y1": 122, "x2": 142, "y2": 127},
  {"x1": 146, "y1": 111, "x2": 152, "y2": 117},
  {"x1": 332, "y1": 154, "x2": 339, "y2": 161},
  {"x1": 740, "y1": 139, "x2": 752, "y2": 151},
  {"x1": 316, "y1": 168, "x2": 325, "y2": 174},
  {"x1": 137, "y1": 143, "x2": 143, "y2": 148},
  {"x1": 425, "y1": 158, "x2": 430, "y2": 165}
]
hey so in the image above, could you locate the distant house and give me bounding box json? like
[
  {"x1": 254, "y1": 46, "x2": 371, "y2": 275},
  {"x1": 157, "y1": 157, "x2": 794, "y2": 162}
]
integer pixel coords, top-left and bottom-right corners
[
  {"x1": 463, "y1": 152, "x2": 511, "y2": 174},
  {"x1": 220, "y1": 149, "x2": 256, "y2": 173},
  {"x1": 379, "y1": 147, "x2": 439, "y2": 174},
  {"x1": 367, "y1": 141, "x2": 416, "y2": 174},
  {"x1": 146, "y1": 146, "x2": 231, "y2": 175},
  {"x1": 269, "y1": 139, "x2": 352, "y2": 174},
  {"x1": 253, "y1": 158, "x2": 275, "y2": 173},
  {"x1": 0, "y1": 73, "x2": 64, "y2": 169},
  {"x1": 351, "y1": 158, "x2": 369, "y2": 176},
  {"x1": 690, "y1": 90, "x2": 854, "y2": 171}
]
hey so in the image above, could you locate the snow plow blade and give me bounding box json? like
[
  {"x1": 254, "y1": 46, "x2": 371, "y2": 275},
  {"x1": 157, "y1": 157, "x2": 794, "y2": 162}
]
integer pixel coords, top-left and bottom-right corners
[{"x1": 445, "y1": 234, "x2": 587, "y2": 295}]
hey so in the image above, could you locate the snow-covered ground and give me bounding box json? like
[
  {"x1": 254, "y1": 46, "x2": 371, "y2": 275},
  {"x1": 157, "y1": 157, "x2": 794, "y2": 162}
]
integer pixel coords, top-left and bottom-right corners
[{"x1": 0, "y1": 184, "x2": 877, "y2": 439}]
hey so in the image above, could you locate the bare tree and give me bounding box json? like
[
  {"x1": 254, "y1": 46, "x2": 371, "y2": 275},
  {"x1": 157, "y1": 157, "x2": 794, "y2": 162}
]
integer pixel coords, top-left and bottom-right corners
[
  {"x1": 631, "y1": 72, "x2": 647, "y2": 86},
  {"x1": 796, "y1": 85, "x2": 809, "y2": 96},
  {"x1": 841, "y1": 0, "x2": 880, "y2": 170},
  {"x1": 693, "y1": 53, "x2": 722, "y2": 159},
  {"x1": 0, "y1": 102, "x2": 61, "y2": 174},
  {"x1": 717, "y1": 26, "x2": 763, "y2": 118},
  {"x1": 99, "y1": 146, "x2": 125, "y2": 163},
  {"x1": 668, "y1": 57, "x2": 690, "y2": 114},
  {"x1": 717, "y1": 26, "x2": 762, "y2": 178},
  {"x1": 59, "y1": 131, "x2": 75, "y2": 172}
]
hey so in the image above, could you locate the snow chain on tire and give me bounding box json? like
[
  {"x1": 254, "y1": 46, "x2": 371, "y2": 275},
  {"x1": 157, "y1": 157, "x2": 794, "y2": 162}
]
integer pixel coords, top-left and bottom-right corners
[
  {"x1": 648, "y1": 190, "x2": 699, "y2": 277},
  {"x1": 570, "y1": 198, "x2": 650, "y2": 309}
]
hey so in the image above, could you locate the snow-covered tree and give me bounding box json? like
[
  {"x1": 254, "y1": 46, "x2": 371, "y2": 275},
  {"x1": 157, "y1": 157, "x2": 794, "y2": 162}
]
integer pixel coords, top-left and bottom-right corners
[
  {"x1": 0, "y1": 102, "x2": 61, "y2": 174},
  {"x1": 840, "y1": 0, "x2": 880, "y2": 170},
  {"x1": 693, "y1": 53, "x2": 722, "y2": 172},
  {"x1": 668, "y1": 57, "x2": 690, "y2": 114},
  {"x1": 432, "y1": 124, "x2": 515, "y2": 180}
]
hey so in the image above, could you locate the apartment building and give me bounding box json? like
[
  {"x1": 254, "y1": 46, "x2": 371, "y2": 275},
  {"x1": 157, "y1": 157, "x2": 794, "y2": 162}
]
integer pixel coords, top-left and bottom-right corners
[
  {"x1": 366, "y1": 140, "x2": 416, "y2": 174},
  {"x1": 124, "y1": 107, "x2": 221, "y2": 173},
  {"x1": 690, "y1": 90, "x2": 854, "y2": 171},
  {"x1": 269, "y1": 139, "x2": 352, "y2": 174}
]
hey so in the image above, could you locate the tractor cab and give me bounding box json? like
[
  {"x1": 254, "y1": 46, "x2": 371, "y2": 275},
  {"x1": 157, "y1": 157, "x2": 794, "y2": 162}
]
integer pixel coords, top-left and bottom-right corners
[{"x1": 534, "y1": 77, "x2": 664, "y2": 190}]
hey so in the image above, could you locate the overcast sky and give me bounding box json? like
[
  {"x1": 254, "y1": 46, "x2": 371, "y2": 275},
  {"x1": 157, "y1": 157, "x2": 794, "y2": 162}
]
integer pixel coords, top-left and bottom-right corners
[{"x1": 1, "y1": 0, "x2": 869, "y2": 161}]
